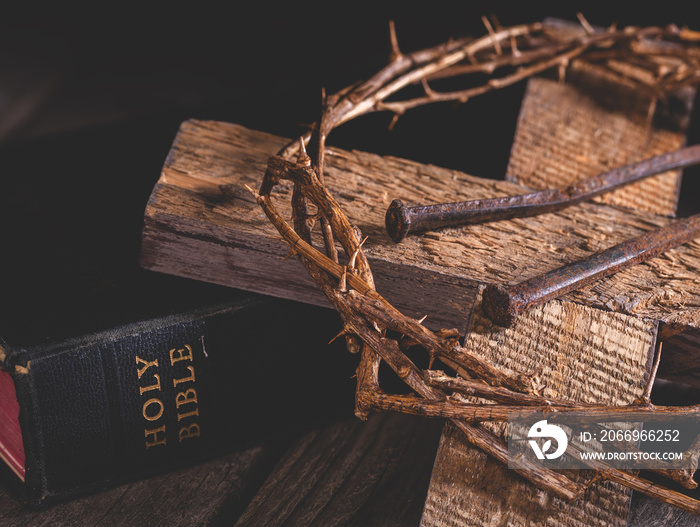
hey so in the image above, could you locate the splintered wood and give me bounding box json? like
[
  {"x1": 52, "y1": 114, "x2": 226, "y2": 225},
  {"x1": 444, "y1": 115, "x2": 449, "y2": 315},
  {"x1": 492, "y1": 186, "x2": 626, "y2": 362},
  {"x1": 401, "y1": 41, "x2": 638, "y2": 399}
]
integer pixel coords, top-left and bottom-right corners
[
  {"x1": 141, "y1": 121, "x2": 700, "y2": 337},
  {"x1": 141, "y1": 53, "x2": 700, "y2": 526},
  {"x1": 420, "y1": 67, "x2": 694, "y2": 525},
  {"x1": 139, "y1": 14, "x2": 700, "y2": 524},
  {"x1": 507, "y1": 69, "x2": 688, "y2": 217},
  {"x1": 421, "y1": 296, "x2": 657, "y2": 527},
  {"x1": 141, "y1": 118, "x2": 700, "y2": 523}
]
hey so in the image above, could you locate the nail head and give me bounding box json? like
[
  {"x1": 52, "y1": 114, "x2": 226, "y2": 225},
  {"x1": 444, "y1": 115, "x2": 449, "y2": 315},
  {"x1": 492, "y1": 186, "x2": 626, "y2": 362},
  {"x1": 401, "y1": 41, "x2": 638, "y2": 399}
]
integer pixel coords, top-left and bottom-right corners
[{"x1": 386, "y1": 199, "x2": 412, "y2": 243}]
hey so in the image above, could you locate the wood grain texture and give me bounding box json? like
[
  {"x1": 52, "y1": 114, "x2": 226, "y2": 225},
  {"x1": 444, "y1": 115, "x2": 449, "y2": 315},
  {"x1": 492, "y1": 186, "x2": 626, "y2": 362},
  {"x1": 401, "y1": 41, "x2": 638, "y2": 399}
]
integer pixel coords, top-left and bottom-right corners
[
  {"x1": 659, "y1": 330, "x2": 700, "y2": 385},
  {"x1": 420, "y1": 295, "x2": 658, "y2": 527},
  {"x1": 234, "y1": 412, "x2": 444, "y2": 527},
  {"x1": 628, "y1": 481, "x2": 700, "y2": 527},
  {"x1": 141, "y1": 120, "x2": 700, "y2": 334},
  {"x1": 139, "y1": 75, "x2": 699, "y2": 525},
  {"x1": 421, "y1": 66, "x2": 695, "y2": 527},
  {"x1": 506, "y1": 69, "x2": 688, "y2": 217},
  {"x1": 0, "y1": 443, "x2": 287, "y2": 527}
]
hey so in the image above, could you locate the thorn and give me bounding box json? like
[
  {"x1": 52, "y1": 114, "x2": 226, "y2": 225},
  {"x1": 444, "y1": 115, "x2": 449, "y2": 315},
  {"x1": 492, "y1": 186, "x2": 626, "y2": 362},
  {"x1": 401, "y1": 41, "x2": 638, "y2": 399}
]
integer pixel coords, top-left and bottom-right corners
[
  {"x1": 557, "y1": 60, "x2": 568, "y2": 83},
  {"x1": 437, "y1": 37, "x2": 453, "y2": 61},
  {"x1": 388, "y1": 112, "x2": 401, "y2": 130},
  {"x1": 298, "y1": 122, "x2": 316, "y2": 132},
  {"x1": 420, "y1": 77, "x2": 436, "y2": 98},
  {"x1": 482, "y1": 16, "x2": 502, "y2": 55},
  {"x1": 646, "y1": 96, "x2": 658, "y2": 128},
  {"x1": 325, "y1": 148, "x2": 349, "y2": 160},
  {"x1": 496, "y1": 13, "x2": 520, "y2": 57},
  {"x1": 244, "y1": 184, "x2": 259, "y2": 199},
  {"x1": 338, "y1": 266, "x2": 348, "y2": 292},
  {"x1": 348, "y1": 236, "x2": 368, "y2": 270},
  {"x1": 511, "y1": 42, "x2": 521, "y2": 57},
  {"x1": 281, "y1": 249, "x2": 297, "y2": 262},
  {"x1": 329, "y1": 327, "x2": 349, "y2": 344},
  {"x1": 389, "y1": 20, "x2": 402, "y2": 61},
  {"x1": 321, "y1": 86, "x2": 334, "y2": 111},
  {"x1": 428, "y1": 349, "x2": 436, "y2": 370},
  {"x1": 444, "y1": 36, "x2": 454, "y2": 55},
  {"x1": 296, "y1": 137, "x2": 312, "y2": 167},
  {"x1": 641, "y1": 342, "x2": 662, "y2": 405},
  {"x1": 577, "y1": 12, "x2": 595, "y2": 35},
  {"x1": 417, "y1": 315, "x2": 428, "y2": 325}
]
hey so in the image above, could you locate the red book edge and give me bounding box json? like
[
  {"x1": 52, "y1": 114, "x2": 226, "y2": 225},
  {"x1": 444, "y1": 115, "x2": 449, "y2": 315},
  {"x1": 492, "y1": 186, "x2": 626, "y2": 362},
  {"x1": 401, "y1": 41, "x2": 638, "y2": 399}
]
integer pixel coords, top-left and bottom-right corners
[{"x1": 0, "y1": 368, "x2": 25, "y2": 481}]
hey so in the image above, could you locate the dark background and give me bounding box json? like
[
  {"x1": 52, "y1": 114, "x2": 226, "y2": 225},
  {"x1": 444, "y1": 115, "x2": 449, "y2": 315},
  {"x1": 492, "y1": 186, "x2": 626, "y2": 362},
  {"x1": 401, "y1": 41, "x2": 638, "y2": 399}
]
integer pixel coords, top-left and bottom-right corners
[
  {"x1": 2, "y1": 4, "x2": 700, "y2": 191},
  {"x1": 1, "y1": 4, "x2": 700, "y2": 524},
  {"x1": 2, "y1": 0, "x2": 699, "y2": 430},
  {"x1": 1, "y1": 0, "x2": 699, "y2": 431}
]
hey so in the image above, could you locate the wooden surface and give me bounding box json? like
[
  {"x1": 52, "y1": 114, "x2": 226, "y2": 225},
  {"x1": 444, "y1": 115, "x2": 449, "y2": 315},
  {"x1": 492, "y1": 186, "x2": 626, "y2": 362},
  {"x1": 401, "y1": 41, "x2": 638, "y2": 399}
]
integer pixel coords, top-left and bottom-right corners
[
  {"x1": 3, "y1": 407, "x2": 698, "y2": 526},
  {"x1": 5, "y1": 10, "x2": 700, "y2": 526},
  {"x1": 0, "y1": 440, "x2": 288, "y2": 526},
  {"x1": 420, "y1": 67, "x2": 696, "y2": 526},
  {"x1": 137, "y1": 68, "x2": 700, "y2": 525},
  {"x1": 420, "y1": 295, "x2": 657, "y2": 527},
  {"x1": 0, "y1": 412, "x2": 444, "y2": 527},
  {"x1": 234, "y1": 412, "x2": 444, "y2": 527},
  {"x1": 507, "y1": 68, "x2": 688, "y2": 217},
  {"x1": 141, "y1": 119, "x2": 700, "y2": 336}
]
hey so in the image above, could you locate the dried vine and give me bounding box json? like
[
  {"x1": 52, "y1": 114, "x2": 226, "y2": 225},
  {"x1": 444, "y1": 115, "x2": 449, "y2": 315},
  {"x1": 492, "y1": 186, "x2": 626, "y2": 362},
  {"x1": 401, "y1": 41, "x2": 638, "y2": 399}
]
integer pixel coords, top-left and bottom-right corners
[{"x1": 253, "y1": 16, "x2": 700, "y2": 514}]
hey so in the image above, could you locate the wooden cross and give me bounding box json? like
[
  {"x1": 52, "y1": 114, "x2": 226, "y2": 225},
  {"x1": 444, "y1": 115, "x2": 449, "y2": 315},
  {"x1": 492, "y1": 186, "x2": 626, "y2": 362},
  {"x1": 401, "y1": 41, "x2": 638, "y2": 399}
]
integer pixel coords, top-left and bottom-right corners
[
  {"x1": 421, "y1": 64, "x2": 696, "y2": 527},
  {"x1": 140, "y1": 61, "x2": 700, "y2": 524}
]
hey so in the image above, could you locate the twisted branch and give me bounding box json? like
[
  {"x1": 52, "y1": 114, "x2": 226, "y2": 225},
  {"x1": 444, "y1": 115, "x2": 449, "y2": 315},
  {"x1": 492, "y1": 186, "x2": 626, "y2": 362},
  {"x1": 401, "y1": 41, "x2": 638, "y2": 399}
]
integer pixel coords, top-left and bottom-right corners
[{"x1": 255, "y1": 15, "x2": 700, "y2": 514}]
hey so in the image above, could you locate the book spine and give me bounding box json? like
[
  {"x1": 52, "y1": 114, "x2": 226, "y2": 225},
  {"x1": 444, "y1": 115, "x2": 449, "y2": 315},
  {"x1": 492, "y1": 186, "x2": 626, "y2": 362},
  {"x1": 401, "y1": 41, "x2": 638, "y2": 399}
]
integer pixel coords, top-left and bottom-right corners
[{"x1": 6, "y1": 300, "x2": 278, "y2": 507}]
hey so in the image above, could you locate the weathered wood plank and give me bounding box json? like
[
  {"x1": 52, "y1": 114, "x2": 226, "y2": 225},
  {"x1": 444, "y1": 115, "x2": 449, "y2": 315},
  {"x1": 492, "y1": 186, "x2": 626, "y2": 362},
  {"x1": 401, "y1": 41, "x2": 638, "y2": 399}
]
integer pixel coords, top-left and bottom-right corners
[
  {"x1": 629, "y1": 490, "x2": 700, "y2": 527},
  {"x1": 141, "y1": 120, "x2": 700, "y2": 335},
  {"x1": 420, "y1": 295, "x2": 657, "y2": 527},
  {"x1": 0, "y1": 443, "x2": 287, "y2": 526},
  {"x1": 627, "y1": 382, "x2": 700, "y2": 525},
  {"x1": 139, "y1": 68, "x2": 699, "y2": 526},
  {"x1": 661, "y1": 331, "x2": 700, "y2": 385},
  {"x1": 234, "y1": 412, "x2": 444, "y2": 527},
  {"x1": 507, "y1": 72, "x2": 690, "y2": 218},
  {"x1": 421, "y1": 61, "x2": 695, "y2": 526}
]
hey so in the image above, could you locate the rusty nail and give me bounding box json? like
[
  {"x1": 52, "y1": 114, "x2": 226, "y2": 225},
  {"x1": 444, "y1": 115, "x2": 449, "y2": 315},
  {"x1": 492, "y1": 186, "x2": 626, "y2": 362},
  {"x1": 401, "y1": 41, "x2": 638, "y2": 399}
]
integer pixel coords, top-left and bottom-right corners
[
  {"x1": 482, "y1": 213, "x2": 700, "y2": 327},
  {"x1": 386, "y1": 145, "x2": 700, "y2": 243}
]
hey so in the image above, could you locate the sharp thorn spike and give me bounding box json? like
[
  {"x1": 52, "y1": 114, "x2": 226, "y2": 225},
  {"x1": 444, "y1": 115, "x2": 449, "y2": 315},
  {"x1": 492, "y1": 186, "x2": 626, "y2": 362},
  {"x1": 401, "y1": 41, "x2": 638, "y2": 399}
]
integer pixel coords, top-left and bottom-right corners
[{"x1": 389, "y1": 20, "x2": 402, "y2": 60}]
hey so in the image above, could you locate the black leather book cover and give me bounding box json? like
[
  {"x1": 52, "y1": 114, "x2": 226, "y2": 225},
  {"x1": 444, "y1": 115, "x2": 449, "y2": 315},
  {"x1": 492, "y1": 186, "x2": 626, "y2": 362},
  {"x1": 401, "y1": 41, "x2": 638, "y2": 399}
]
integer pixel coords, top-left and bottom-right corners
[{"x1": 0, "y1": 121, "x2": 356, "y2": 507}]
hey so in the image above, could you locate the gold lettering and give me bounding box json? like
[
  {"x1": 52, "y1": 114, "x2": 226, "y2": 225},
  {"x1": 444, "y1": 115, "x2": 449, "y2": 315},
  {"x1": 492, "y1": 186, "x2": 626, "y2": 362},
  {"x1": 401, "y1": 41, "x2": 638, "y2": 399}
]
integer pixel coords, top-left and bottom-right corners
[
  {"x1": 139, "y1": 373, "x2": 161, "y2": 395},
  {"x1": 135, "y1": 356, "x2": 159, "y2": 379},
  {"x1": 145, "y1": 425, "x2": 166, "y2": 449},
  {"x1": 170, "y1": 345, "x2": 193, "y2": 365},
  {"x1": 175, "y1": 388, "x2": 197, "y2": 408},
  {"x1": 142, "y1": 398, "x2": 164, "y2": 421},
  {"x1": 179, "y1": 423, "x2": 200, "y2": 442},
  {"x1": 172, "y1": 365, "x2": 195, "y2": 387},
  {"x1": 177, "y1": 408, "x2": 199, "y2": 421}
]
